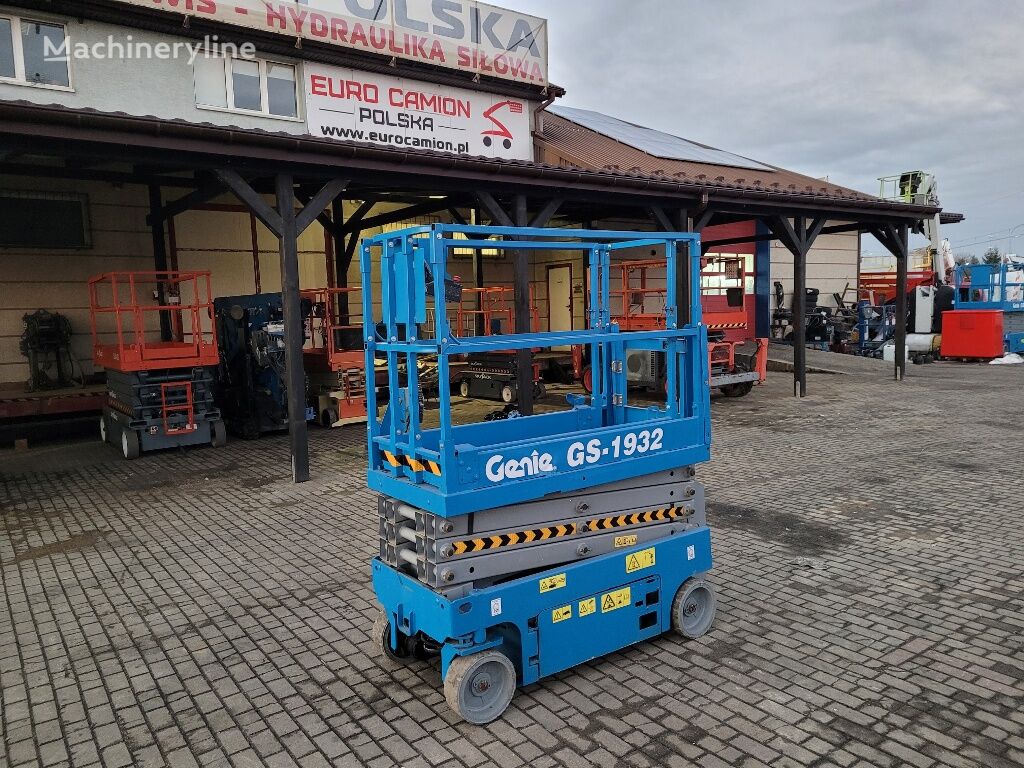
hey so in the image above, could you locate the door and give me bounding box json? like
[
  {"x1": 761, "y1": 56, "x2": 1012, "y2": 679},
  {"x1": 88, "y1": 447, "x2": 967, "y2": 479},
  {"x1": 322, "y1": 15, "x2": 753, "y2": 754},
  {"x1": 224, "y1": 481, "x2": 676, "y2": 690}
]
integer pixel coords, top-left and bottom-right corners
[{"x1": 547, "y1": 265, "x2": 573, "y2": 350}]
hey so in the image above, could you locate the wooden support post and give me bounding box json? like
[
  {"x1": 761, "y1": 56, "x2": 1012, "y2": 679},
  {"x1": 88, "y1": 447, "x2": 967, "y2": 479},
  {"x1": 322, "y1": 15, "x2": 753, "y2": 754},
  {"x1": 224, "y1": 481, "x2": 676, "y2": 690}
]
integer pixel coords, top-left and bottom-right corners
[
  {"x1": 331, "y1": 198, "x2": 346, "y2": 288},
  {"x1": 472, "y1": 207, "x2": 486, "y2": 336},
  {"x1": 249, "y1": 212, "x2": 262, "y2": 293},
  {"x1": 895, "y1": 245, "x2": 908, "y2": 381},
  {"x1": 769, "y1": 215, "x2": 826, "y2": 397},
  {"x1": 869, "y1": 222, "x2": 913, "y2": 381},
  {"x1": 513, "y1": 195, "x2": 533, "y2": 416},
  {"x1": 892, "y1": 223, "x2": 910, "y2": 381},
  {"x1": 276, "y1": 174, "x2": 310, "y2": 483},
  {"x1": 675, "y1": 209, "x2": 692, "y2": 327},
  {"x1": 793, "y1": 234, "x2": 807, "y2": 397},
  {"x1": 148, "y1": 184, "x2": 172, "y2": 342}
]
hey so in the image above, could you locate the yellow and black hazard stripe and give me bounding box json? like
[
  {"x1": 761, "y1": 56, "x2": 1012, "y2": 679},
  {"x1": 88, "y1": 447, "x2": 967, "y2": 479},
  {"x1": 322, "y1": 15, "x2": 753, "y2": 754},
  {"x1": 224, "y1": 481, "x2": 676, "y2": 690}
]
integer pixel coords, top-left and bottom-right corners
[
  {"x1": 450, "y1": 523, "x2": 578, "y2": 556},
  {"x1": 383, "y1": 450, "x2": 442, "y2": 476},
  {"x1": 586, "y1": 506, "x2": 687, "y2": 532},
  {"x1": 708, "y1": 322, "x2": 747, "y2": 330}
]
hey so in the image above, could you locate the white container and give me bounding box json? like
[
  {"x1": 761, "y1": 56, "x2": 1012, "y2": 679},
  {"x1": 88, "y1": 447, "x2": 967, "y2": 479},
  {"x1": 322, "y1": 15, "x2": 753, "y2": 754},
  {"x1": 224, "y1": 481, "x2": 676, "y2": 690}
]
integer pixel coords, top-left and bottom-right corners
[{"x1": 881, "y1": 342, "x2": 911, "y2": 362}]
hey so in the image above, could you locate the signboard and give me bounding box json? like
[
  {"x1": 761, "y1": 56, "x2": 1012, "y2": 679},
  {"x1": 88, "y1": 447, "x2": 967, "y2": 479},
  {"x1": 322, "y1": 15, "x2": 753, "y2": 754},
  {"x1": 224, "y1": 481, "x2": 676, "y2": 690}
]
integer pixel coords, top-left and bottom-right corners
[
  {"x1": 305, "y1": 64, "x2": 533, "y2": 160},
  {"x1": 110, "y1": 0, "x2": 548, "y2": 86}
]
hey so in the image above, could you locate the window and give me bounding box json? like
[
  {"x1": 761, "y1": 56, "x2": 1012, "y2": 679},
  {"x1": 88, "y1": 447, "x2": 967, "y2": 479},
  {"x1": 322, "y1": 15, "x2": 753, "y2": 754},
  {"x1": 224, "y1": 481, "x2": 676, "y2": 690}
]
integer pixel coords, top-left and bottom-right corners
[
  {"x1": 0, "y1": 19, "x2": 14, "y2": 79},
  {"x1": 0, "y1": 15, "x2": 70, "y2": 88},
  {"x1": 0, "y1": 192, "x2": 91, "y2": 249},
  {"x1": 193, "y1": 53, "x2": 299, "y2": 119}
]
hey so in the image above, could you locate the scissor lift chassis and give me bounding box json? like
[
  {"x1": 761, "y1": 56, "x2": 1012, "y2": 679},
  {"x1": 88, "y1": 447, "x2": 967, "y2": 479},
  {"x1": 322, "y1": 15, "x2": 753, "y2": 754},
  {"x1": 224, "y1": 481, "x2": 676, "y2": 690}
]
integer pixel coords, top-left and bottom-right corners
[
  {"x1": 101, "y1": 367, "x2": 222, "y2": 458},
  {"x1": 365, "y1": 226, "x2": 716, "y2": 723},
  {"x1": 373, "y1": 525, "x2": 712, "y2": 701}
]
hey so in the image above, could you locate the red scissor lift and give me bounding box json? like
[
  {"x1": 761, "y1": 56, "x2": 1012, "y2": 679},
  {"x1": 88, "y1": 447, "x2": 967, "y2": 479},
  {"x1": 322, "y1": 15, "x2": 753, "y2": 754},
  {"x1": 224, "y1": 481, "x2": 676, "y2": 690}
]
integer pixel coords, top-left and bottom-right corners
[
  {"x1": 574, "y1": 256, "x2": 767, "y2": 397},
  {"x1": 453, "y1": 286, "x2": 545, "y2": 402},
  {"x1": 302, "y1": 287, "x2": 369, "y2": 427},
  {"x1": 88, "y1": 271, "x2": 225, "y2": 459}
]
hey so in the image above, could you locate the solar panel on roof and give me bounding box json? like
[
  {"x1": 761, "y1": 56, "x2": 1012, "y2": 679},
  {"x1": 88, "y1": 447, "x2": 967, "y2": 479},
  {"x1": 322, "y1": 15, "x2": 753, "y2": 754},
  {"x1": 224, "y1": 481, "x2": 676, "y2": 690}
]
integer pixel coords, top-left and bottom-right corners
[{"x1": 547, "y1": 105, "x2": 773, "y2": 172}]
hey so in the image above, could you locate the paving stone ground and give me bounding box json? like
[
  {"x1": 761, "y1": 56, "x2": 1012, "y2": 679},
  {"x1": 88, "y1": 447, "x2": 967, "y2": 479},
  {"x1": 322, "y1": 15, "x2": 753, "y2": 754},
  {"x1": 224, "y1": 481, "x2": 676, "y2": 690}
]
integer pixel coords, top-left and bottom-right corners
[{"x1": 2, "y1": 359, "x2": 1024, "y2": 768}]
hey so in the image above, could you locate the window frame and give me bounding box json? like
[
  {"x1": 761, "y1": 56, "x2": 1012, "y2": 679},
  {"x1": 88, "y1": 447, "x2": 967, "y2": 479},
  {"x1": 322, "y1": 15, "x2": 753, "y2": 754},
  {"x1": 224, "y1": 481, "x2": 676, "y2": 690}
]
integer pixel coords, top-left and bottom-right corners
[
  {"x1": 0, "y1": 190, "x2": 92, "y2": 249},
  {"x1": 194, "y1": 51, "x2": 302, "y2": 122},
  {"x1": 0, "y1": 13, "x2": 74, "y2": 92}
]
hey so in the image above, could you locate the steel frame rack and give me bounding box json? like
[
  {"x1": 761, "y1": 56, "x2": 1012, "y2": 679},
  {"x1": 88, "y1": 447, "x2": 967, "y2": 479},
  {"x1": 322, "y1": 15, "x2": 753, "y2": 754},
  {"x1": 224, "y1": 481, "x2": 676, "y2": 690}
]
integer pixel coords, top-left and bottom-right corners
[
  {"x1": 364, "y1": 225, "x2": 717, "y2": 724},
  {"x1": 361, "y1": 225, "x2": 711, "y2": 519}
]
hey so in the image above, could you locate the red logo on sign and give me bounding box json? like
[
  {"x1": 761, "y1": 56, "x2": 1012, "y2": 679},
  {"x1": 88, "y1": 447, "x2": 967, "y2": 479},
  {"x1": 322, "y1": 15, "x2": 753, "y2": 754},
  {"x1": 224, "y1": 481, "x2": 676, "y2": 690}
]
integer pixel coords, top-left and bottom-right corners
[{"x1": 482, "y1": 100, "x2": 523, "y2": 149}]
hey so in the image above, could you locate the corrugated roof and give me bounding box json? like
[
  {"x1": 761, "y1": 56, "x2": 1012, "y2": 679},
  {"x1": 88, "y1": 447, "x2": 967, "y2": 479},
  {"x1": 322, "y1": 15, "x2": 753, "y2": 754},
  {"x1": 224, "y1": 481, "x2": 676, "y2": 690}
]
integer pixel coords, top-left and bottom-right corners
[
  {"x1": 548, "y1": 105, "x2": 773, "y2": 172},
  {"x1": 538, "y1": 109, "x2": 879, "y2": 203}
]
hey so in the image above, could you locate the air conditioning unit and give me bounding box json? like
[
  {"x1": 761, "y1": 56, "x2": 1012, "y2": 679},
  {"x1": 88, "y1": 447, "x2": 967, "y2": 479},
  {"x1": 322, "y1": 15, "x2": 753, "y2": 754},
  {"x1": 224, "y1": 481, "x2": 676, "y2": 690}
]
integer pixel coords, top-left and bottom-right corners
[{"x1": 626, "y1": 350, "x2": 658, "y2": 387}]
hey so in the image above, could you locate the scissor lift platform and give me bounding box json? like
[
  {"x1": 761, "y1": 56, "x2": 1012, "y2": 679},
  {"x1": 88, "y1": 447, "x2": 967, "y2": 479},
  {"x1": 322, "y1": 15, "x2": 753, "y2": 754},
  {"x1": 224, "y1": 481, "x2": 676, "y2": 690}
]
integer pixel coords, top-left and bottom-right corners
[{"x1": 363, "y1": 226, "x2": 716, "y2": 723}]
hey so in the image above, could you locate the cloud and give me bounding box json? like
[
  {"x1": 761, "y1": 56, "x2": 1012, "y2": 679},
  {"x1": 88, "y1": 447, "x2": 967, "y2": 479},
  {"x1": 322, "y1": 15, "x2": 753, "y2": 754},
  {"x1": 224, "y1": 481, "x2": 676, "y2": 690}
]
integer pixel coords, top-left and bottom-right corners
[{"x1": 519, "y1": 0, "x2": 1024, "y2": 253}]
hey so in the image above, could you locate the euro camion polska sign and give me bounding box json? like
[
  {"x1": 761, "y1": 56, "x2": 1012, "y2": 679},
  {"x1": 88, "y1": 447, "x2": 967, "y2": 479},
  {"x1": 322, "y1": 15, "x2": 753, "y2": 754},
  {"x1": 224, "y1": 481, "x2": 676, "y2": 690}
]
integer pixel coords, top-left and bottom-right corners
[
  {"x1": 111, "y1": 0, "x2": 548, "y2": 86},
  {"x1": 306, "y1": 64, "x2": 532, "y2": 160}
]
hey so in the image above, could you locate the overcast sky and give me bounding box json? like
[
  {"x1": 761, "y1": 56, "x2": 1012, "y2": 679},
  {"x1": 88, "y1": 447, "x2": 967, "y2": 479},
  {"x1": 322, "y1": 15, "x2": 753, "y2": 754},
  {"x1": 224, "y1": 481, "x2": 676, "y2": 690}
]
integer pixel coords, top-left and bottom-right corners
[{"x1": 514, "y1": 0, "x2": 1024, "y2": 257}]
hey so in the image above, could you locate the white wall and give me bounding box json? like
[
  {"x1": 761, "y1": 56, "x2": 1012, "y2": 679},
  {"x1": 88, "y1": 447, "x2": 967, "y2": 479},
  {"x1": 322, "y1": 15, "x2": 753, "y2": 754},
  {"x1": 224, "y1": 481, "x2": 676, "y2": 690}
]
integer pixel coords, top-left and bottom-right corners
[
  {"x1": 0, "y1": 6, "x2": 540, "y2": 144},
  {"x1": 0, "y1": 176, "x2": 155, "y2": 385},
  {"x1": 771, "y1": 225, "x2": 860, "y2": 309},
  {"x1": 0, "y1": 5, "x2": 309, "y2": 134}
]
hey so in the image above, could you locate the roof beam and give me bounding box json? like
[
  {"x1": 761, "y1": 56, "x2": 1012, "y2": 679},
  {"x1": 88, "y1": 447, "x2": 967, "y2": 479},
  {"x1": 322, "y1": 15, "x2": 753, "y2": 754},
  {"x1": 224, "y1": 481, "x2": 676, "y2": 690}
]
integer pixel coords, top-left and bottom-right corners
[
  {"x1": 649, "y1": 206, "x2": 674, "y2": 231},
  {"x1": 530, "y1": 197, "x2": 564, "y2": 228},
  {"x1": 296, "y1": 177, "x2": 349, "y2": 235},
  {"x1": 476, "y1": 191, "x2": 514, "y2": 227},
  {"x1": 148, "y1": 179, "x2": 227, "y2": 224},
  {"x1": 215, "y1": 169, "x2": 282, "y2": 236},
  {"x1": 340, "y1": 199, "x2": 452, "y2": 235}
]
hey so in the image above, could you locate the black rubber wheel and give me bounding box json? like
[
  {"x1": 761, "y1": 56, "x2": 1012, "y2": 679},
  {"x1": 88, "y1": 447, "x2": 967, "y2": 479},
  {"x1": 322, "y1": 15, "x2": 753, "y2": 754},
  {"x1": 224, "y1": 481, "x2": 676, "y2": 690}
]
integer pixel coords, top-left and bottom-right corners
[
  {"x1": 99, "y1": 415, "x2": 108, "y2": 444},
  {"x1": 373, "y1": 611, "x2": 411, "y2": 671},
  {"x1": 120, "y1": 428, "x2": 141, "y2": 460},
  {"x1": 210, "y1": 420, "x2": 227, "y2": 448},
  {"x1": 671, "y1": 578, "x2": 717, "y2": 640},
  {"x1": 501, "y1": 384, "x2": 515, "y2": 404},
  {"x1": 444, "y1": 651, "x2": 517, "y2": 724},
  {"x1": 720, "y1": 381, "x2": 754, "y2": 398},
  {"x1": 320, "y1": 408, "x2": 338, "y2": 429},
  {"x1": 533, "y1": 381, "x2": 546, "y2": 399}
]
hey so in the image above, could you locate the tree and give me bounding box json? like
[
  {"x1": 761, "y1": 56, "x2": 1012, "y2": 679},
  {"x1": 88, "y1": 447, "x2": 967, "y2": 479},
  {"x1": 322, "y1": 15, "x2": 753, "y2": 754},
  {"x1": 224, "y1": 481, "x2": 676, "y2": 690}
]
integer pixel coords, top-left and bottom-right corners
[
  {"x1": 983, "y1": 247, "x2": 1003, "y2": 265},
  {"x1": 954, "y1": 252, "x2": 978, "y2": 265}
]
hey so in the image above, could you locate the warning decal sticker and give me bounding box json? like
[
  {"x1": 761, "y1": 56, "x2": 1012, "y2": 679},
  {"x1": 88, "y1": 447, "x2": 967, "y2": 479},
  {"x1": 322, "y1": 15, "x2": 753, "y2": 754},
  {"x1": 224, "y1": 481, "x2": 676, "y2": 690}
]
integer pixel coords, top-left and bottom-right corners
[
  {"x1": 625, "y1": 547, "x2": 656, "y2": 574},
  {"x1": 539, "y1": 573, "x2": 567, "y2": 593},
  {"x1": 601, "y1": 587, "x2": 631, "y2": 613}
]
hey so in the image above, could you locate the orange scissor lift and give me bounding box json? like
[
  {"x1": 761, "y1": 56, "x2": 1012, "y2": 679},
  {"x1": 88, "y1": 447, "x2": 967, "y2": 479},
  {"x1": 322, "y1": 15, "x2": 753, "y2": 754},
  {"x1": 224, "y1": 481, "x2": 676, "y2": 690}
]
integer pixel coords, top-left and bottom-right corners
[
  {"x1": 302, "y1": 287, "x2": 371, "y2": 428},
  {"x1": 574, "y1": 256, "x2": 767, "y2": 397},
  {"x1": 88, "y1": 271, "x2": 225, "y2": 459},
  {"x1": 452, "y1": 286, "x2": 545, "y2": 403}
]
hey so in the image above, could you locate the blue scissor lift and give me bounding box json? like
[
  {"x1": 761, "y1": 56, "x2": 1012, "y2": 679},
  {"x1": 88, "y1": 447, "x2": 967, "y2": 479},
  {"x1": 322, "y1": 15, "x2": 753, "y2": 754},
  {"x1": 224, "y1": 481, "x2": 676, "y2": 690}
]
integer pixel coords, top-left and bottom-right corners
[
  {"x1": 364, "y1": 225, "x2": 716, "y2": 723},
  {"x1": 951, "y1": 262, "x2": 1024, "y2": 353}
]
